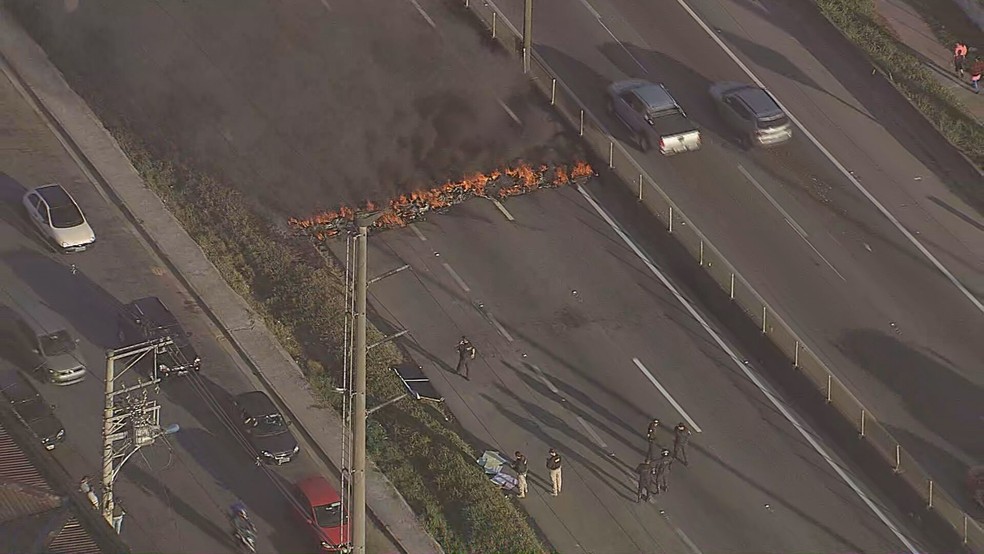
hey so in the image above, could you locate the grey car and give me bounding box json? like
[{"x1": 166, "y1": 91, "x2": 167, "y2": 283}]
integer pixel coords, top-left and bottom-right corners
[
  {"x1": 12, "y1": 323, "x2": 87, "y2": 386},
  {"x1": 709, "y1": 82, "x2": 792, "y2": 147}
]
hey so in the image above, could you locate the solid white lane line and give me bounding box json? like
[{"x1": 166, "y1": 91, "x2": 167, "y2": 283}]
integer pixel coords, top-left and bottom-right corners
[
  {"x1": 409, "y1": 223, "x2": 427, "y2": 241},
  {"x1": 737, "y1": 164, "x2": 846, "y2": 281},
  {"x1": 578, "y1": 184, "x2": 921, "y2": 553},
  {"x1": 737, "y1": 164, "x2": 808, "y2": 238},
  {"x1": 487, "y1": 311, "x2": 515, "y2": 342},
  {"x1": 577, "y1": 416, "x2": 609, "y2": 448},
  {"x1": 490, "y1": 198, "x2": 516, "y2": 221},
  {"x1": 675, "y1": 0, "x2": 984, "y2": 317},
  {"x1": 442, "y1": 262, "x2": 470, "y2": 292},
  {"x1": 673, "y1": 526, "x2": 704, "y2": 554},
  {"x1": 632, "y1": 358, "x2": 703, "y2": 433},
  {"x1": 576, "y1": 0, "x2": 602, "y2": 19},
  {"x1": 405, "y1": 0, "x2": 436, "y2": 28},
  {"x1": 497, "y1": 98, "x2": 522, "y2": 125},
  {"x1": 531, "y1": 364, "x2": 561, "y2": 394}
]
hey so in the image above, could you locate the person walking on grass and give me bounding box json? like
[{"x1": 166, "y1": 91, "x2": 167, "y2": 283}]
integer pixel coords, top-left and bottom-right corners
[
  {"x1": 970, "y1": 56, "x2": 984, "y2": 94},
  {"x1": 456, "y1": 336, "x2": 476, "y2": 378},
  {"x1": 512, "y1": 451, "x2": 529, "y2": 498},
  {"x1": 954, "y1": 42, "x2": 969, "y2": 78},
  {"x1": 546, "y1": 448, "x2": 563, "y2": 496},
  {"x1": 673, "y1": 422, "x2": 692, "y2": 465}
]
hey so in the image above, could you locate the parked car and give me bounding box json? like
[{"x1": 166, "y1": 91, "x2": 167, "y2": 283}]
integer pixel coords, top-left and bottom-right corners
[
  {"x1": 22, "y1": 184, "x2": 95, "y2": 252},
  {"x1": 118, "y1": 297, "x2": 200, "y2": 377},
  {"x1": 709, "y1": 81, "x2": 792, "y2": 147},
  {"x1": 293, "y1": 476, "x2": 349, "y2": 551},
  {"x1": 606, "y1": 79, "x2": 701, "y2": 155},
  {"x1": 233, "y1": 391, "x2": 299, "y2": 465},
  {"x1": 0, "y1": 305, "x2": 87, "y2": 386},
  {"x1": 0, "y1": 368, "x2": 66, "y2": 450}
]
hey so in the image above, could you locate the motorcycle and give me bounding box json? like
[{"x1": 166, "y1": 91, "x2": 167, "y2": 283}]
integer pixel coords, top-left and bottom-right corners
[{"x1": 230, "y1": 503, "x2": 258, "y2": 553}]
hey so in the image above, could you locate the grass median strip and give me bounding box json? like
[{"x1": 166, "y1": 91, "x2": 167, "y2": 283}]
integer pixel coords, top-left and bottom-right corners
[
  {"x1": 816, "y1": 0, "x2": 984, "y2": 170},
  {"x1": 109, "y1": 129, "x2": 547, "y2": 554}
]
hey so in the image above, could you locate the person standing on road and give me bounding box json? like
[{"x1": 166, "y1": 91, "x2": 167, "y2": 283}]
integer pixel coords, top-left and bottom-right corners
[
  {"x1": 673, "y1": 422, "x2": 692, "y2": 466},
  {"x1": 646, "y1": 418, "x2": 660, "y2": 460},
  {"x1": 512, "y1": 451, "x2": 529, "y2": 498},
  {"x1": 654, "y1": 449, "x2": 673, "y2": 493},
  {"x1": 546, "y1": 448, "x2": 563, "y2": 496},
  {"x1": 954, "y1": 42, "x2": 969, "y2": 77},
  {"x1": 635, "y1": 458, "x2": 654, "y2": 503},
  {"x1": 456, "y1": 336, "x2": 476, "y2": 378}
]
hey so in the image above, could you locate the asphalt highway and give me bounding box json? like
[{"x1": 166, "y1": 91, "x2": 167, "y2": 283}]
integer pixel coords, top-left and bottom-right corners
[
  {"x1": 328, "y1": 180, "x2": 947, "y2": 553},
  {"x1": 0, "y1": 67, "x2": 394, "y2": 554},
  {"x1": 484, "y1": 0, "x2": 984, "y2": 508}
]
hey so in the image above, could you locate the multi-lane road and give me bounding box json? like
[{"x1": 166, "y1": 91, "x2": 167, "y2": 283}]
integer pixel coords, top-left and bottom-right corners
[
  {"x1": 329, "y1": 176, "x2": 956, "y2": 552},
  {"x1": 482, "y1": 0, "x2": 984, "y2": 508},
  {"x1": 0, "y1": 65, "x2": 394, "y2": 554}
]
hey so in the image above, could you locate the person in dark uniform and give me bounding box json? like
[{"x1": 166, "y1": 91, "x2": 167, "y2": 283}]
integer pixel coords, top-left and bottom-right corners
[
  {"x1": 635, "y1": 458, "x2": 654, "y2": 502},
  {"x1": 673, "y1": 422, "x2": 692, "y2": 465},
  {"x1": 646, "y1": 418, "x2": 660, "y2": 460},
  {"x1": 546, "y1": 448, "x2": 563, "y2": 496},
  {"x1": 654, "y1": 449, "x2": 673, "y2": 493},
  {"x1": 456, "y1": 336, "x2": 476, "y2": 378}
]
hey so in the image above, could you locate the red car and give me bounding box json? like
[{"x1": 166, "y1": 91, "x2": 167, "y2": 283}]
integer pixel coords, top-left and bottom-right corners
[{"x1": 294, "y1": 476, "x2": 350, "y2": 551}]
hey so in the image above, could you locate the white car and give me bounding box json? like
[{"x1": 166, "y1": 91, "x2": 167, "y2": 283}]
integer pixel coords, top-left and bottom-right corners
[{"x1": 22, "y1": 184, "x2": 95, "y2": 252}]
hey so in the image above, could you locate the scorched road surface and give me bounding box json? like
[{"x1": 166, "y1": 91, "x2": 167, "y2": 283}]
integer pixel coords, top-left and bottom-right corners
[
  {"x1": 326, "y1": 182, "x2": 943, "y2": 553},
  {"x1": 0, "y1": 63, "x2": 394, "y2": 554},
  {"x1": 487, "y1": 0, "x2": 984, "y2": 510}
]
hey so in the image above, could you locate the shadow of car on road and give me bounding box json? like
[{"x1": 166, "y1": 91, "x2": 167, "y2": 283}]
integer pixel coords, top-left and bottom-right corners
[
  {"x1": 2, "y1": 247, "x2": 124, "y2": 349},
  {"x1": 0, "y1": 173, "x2": 55, "y2": 252}
]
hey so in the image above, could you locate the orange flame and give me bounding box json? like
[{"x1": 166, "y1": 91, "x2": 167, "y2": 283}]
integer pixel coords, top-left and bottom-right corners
[{"x1": 290, "y1": 161, "x2": 594, "y2": 237}]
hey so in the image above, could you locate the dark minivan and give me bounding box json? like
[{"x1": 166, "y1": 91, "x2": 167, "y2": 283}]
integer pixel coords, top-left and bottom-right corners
[
  {"x1": 118, "y1": 297, "x2": 200, "y2": 377},
  {"x1": 0, "y1": 368, "x2": 66, "y2": 450}
]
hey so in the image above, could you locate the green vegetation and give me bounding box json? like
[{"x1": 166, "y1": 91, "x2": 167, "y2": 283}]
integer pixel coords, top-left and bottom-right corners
[
  {"x1": 112, "y1": 130, "x2": 546, "y2": 554},
  {"x1": 817, "y1": 0, "x2": 984, "y2": 169}
]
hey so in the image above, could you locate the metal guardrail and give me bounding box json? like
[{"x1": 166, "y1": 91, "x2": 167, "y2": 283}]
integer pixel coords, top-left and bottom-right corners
[{"x1": 460, "y1": 0, "x2": 984, "y2": 548}]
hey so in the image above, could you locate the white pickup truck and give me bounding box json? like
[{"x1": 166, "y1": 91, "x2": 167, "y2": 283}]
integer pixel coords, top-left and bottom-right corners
[{"x1": 607, "y1": 79, "x2": 701, "y2": 156}]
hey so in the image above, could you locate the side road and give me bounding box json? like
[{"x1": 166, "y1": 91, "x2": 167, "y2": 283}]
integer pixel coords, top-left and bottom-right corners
[
  {"x1": 875, "y1": 0, "x2": 984, "y2": 123},
  {"x1": 0, "y1": 9, "x2": 441, "y2": 554}
]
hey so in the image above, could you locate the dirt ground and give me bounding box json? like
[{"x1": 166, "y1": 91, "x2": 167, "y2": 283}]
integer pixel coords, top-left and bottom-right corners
[{"x1": 8, "y1": 0, "x2": 581, "y2": 220}]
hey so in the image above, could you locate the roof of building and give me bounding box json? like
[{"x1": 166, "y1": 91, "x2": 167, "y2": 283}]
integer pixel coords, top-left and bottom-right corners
[{"x1": 0, "y1": 415, "x2": 122, "y2": 554}]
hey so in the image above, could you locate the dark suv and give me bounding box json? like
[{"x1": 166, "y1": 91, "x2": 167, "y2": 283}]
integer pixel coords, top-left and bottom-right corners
[
  {"x1": 0, "y1": 368, "x2": 66, "y2": 450},
  {"x1": 234, "y1": 391, "x2": 299, "y2": 465},
  {"x1": 118, "y1": 297, "x2": 200, "y2": 377}
]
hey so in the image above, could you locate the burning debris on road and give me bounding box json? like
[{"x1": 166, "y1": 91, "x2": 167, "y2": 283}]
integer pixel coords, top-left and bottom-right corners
[{"x1": 289, "y1": 161, "x2": 593, "y2": 239}]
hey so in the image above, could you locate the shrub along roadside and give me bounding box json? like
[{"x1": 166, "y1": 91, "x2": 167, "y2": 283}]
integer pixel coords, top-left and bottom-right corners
[
  {"x1": 111, "y1": 129, "x2": 546, "y2": 554},
  {"x1": 816, "y1": 0, "x2": 984, "y2": 169}
]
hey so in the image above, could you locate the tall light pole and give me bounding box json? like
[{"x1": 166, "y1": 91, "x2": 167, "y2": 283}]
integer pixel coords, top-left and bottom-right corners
[
  {"x1": 351, "y1": 212, "x2": 380, "y2": 554},
  {"x1": 523, "y1": 0, "x2": 533, "y2": 73}
]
